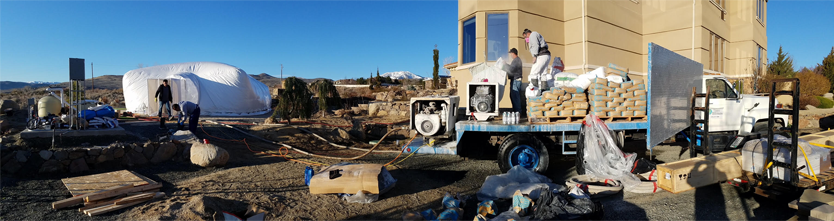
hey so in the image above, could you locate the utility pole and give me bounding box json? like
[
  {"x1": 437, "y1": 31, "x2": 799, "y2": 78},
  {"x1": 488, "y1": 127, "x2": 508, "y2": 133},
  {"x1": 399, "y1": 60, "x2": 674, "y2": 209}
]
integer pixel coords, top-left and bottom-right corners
[
  {"x1": 280, "y1": 64, "x2": 283, "y2": 80},
  {"x1": 91, "y1": 62, "x2": 94, "y2": 89}
]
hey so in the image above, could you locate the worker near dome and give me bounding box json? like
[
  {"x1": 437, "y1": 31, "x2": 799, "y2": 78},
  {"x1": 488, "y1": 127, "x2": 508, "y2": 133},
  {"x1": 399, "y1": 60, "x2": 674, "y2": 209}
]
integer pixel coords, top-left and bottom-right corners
[{"x1": 172, "y1": 101, "x2": 201, "y2": 133}]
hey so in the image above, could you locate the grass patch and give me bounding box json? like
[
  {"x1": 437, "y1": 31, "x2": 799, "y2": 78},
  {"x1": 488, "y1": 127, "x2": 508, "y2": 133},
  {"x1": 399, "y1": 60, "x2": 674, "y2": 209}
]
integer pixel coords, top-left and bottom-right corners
[{"x1": 816, "y1": 96, "x2": 834, "y2": 109}]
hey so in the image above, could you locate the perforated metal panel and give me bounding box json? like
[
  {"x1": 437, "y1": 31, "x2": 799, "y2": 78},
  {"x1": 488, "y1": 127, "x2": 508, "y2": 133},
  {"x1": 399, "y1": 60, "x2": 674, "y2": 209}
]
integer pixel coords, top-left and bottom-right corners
[{"x1": 647, "y1": 43, "x2": 703, "y2": 150}]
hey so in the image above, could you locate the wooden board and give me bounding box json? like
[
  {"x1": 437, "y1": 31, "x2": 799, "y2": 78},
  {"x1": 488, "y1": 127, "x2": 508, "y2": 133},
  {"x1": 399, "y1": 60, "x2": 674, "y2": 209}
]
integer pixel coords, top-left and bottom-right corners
[
  {"x1": 61, "y1": 170, "x2": 156, "y2": 196},
  {"x1": 798, "y1": 167, "x2": 834, "y2": 188}
]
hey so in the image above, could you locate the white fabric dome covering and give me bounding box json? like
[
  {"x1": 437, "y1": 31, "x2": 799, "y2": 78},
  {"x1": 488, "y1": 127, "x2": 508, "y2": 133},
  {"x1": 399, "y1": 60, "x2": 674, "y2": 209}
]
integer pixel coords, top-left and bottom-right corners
[{"x1": 123, "y1": 62, "x2": 271, "y2": 116}]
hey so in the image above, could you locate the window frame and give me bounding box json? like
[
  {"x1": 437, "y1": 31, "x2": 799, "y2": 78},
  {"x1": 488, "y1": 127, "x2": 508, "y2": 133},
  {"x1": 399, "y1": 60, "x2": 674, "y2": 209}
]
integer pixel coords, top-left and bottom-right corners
[
  {"x1": 757, "y1": 0, "x2": 766, "y2": 26},
  {"x1": 486, "y1": 13, "x2": 509, "y2": 61},
  {"x1": 709, "y1": 32, "x2": 727, "y2": 74},
  {"x1": 461, "y1": 16, "x2": 477, "y2": 64},
  {"x1": 706, "y1": 78, "x2": 738, "y2": 99}
]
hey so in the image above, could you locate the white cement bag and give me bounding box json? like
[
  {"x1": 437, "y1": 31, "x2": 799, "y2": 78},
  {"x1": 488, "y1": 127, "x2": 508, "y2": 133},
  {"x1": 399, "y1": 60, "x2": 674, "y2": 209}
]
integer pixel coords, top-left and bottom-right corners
[
  {"x1": 495, "y1": 57, "x2": 506, "y2": 71},
  {"x1": 568, "y1": 71, "x2": 597, "y2": 89},
  {"x1": 606, "y1": 75, "x2": 624, "y2": 83},
  {"x1": 589, "y1": 67, "x2": 606, "y2": 78},
  {"x1": 525, "y1": 85, "x2": 541, "y2": 98},
  {"x1": 553, "y1": 73, "x2": 579, "y2": 88}
]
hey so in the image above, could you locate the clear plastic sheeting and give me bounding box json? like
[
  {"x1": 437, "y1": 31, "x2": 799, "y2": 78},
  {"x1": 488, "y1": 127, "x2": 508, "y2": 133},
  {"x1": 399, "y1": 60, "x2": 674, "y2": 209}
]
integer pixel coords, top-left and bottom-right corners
[
  {"x1": 123, "y1": 62, "x2": 272, "y2": 117},
  {"x1": 580, "y1": 115, "x2": 641, "y2": 191},
  {"x1": 476, "y1": 166, "x2": 564, "y2": 201},
  {"x1": 647, "y1": 43, "x2": 703, "y2": 150},
  {"x1": 468, "y1": 63, "x2": 507, "y2": 103}
]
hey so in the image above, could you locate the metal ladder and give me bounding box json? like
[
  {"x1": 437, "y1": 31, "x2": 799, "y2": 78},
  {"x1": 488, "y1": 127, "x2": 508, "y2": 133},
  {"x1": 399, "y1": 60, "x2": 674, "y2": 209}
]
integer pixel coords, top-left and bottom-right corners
[
  {"x1": 689, "y1": 86, "x2": 710, "y2": 158},
  {"x1": 765, "y1": 78, "x2": 800, "y2": 186}
]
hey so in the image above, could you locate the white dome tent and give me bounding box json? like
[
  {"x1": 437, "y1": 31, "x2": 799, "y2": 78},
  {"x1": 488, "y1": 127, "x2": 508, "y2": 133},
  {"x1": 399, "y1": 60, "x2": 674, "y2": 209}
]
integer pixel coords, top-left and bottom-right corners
[{"x1": 123, "y1": 62, "x2": 271, "y2": 117}]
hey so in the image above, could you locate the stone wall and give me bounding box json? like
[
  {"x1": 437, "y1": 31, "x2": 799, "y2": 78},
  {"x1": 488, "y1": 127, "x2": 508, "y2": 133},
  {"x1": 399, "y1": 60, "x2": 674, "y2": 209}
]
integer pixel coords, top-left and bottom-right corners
[
  {"x1": 368, "y1": 102, "x2": 410, "y2": 118},
  {"x1": 1, "y1": 141, "x2": 188, "y2": 175}
]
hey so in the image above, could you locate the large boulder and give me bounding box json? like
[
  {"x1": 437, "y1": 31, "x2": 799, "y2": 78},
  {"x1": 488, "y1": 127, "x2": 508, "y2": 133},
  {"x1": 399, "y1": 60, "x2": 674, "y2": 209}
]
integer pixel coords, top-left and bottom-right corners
[
  {"x1": 190, "y1": 143, "x2": 229, "y2": 167},
  {"x1": 143, "y1": 143, "x2": 157, "y2": 160},
  {"x1": 0, "y1": 100, "x2": 19, "y2": 113},
  {"x1": 39, "y1": 160, "x2": 62, "y2": 173},
  {"x1": 2, "y1": 159, "x2": 21, "y2": 173},
  {"x1": 150, "y1": 142, "x2": 177, "y2": 164},
  {"x1": 122, "y1": 150, "x2": 149, "y2": 167},
  {"x1": 39, "y1": 150, "x2": 53, "y2": 160},
  {"x1": 69, "y1": 158, "x2": 89, "y2": 173},
  {"x1": 15, "y1": 151, "x2": 30, "y2": 163}
]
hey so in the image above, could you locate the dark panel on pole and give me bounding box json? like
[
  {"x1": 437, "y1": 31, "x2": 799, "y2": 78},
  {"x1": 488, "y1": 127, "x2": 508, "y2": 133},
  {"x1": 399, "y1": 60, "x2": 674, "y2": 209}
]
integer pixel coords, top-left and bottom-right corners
[{"x1": 69, "y1": 58, "x2": 85, "y2": 80}]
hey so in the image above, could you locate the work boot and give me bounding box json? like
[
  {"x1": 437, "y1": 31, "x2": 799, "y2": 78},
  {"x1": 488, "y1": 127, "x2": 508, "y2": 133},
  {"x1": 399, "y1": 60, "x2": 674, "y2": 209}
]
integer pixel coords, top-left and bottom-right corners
[{"x1": 159, "y1": 117, "x2": 166, "y2": 129}]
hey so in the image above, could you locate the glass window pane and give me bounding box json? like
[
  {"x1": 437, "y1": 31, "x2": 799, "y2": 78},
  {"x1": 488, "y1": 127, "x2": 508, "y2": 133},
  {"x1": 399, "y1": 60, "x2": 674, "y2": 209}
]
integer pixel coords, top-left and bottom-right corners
[
  {"x1": 725, "y1": 80, "x2": 738, "y2": 98},
  {"x1": 487, "y1": 14, "x2": 509, "y2": 61},
  {"x1": 707, "y1": 79, "x2": 728, "y2": 98},
  {"x1": 463, "y1": 17, "x2": 476, "y2": 63}
]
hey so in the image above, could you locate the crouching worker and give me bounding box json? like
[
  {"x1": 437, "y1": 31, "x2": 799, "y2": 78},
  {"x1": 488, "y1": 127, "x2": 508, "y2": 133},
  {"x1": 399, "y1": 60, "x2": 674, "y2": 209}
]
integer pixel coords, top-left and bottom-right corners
[{"x1": 172, "y1": 101, "x2": 201, "y2": 133}]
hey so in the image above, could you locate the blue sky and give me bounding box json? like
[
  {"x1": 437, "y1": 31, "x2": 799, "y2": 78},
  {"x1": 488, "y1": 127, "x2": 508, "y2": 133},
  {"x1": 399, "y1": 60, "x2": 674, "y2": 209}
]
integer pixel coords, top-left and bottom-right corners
[
  {"x1": 0, "y1": 1, "x2": 458, "y2": 82},
  {"x1": 767, "y1": 0, "x2": 834, "y2": 70},
  {"x1": 1, "y1": 1, "x2": 832, "y2": 83}
]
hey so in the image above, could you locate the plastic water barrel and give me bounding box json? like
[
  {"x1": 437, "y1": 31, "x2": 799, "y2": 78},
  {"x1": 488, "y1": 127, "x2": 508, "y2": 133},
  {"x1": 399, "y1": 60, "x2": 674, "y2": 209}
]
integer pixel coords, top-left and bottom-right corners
[{"x1": 79, "y1": 109, "x2": 97, "y2": 121}]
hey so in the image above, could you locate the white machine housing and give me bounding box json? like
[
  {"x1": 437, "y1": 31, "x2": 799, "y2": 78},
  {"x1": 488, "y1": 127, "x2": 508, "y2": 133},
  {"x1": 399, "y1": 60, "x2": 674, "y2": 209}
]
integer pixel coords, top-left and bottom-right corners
[
  {"x1": 467, "y1": 82, "x2": 499, "y2": 121},
  {"x1": 410, "y1": 96, "x2": 460, "y2": 136}
]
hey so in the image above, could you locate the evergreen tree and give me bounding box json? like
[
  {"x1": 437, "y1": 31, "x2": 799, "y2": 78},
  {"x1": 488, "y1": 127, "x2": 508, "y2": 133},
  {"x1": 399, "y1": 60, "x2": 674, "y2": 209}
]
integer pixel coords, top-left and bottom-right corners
[
  {"x1": 432, "y1": 46, "x2": 440, "y2": 89},
  {"x1": 312, "y1": 79, "x2": 341, "y2": 114},
  {"x1": 768, "y1": 46, "x2": 796, "y2": 78},
  {"x1": 821, "y1": 47, "x2": 834, "y2": 92},
  {"x1": 275, "y1": 77, "x2": 313, "y2": 124}
]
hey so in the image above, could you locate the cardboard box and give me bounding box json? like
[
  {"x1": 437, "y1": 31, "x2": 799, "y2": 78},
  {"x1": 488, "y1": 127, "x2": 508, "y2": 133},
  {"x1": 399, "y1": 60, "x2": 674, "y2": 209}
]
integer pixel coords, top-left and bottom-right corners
[
  {"x1": 657, "y1": 158, "x2": 714, "y2": 193},
  {"x1": 710, "y1": 150, "x2": 744, "y2": 182},
  {"x1": 310, "y1": 164, "x2": 386, "y2": 194}
]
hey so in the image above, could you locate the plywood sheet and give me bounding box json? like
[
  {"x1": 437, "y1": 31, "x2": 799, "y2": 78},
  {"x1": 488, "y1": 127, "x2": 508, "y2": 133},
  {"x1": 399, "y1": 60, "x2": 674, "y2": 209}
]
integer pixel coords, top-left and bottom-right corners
[{"x1": 61, "y1": 170, "x2": 156, "y2": 196}]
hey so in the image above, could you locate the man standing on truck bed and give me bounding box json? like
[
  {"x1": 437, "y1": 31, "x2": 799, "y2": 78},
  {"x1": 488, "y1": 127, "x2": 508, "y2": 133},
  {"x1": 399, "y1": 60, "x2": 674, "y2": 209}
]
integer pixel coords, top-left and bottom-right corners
[
  {"x1": 506, "y1": 48, "x2": 523, "y2": 114},
  {"x1": 523, "y1": 28, "x2": 551, "y2": 91}
]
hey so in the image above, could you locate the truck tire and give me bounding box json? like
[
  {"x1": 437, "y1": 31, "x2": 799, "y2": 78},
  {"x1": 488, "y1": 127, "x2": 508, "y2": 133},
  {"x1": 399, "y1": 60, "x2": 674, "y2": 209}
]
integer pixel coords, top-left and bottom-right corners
[
  {"x1": 753, "y1": 121, "x2": 785, "y2": 134},
  {"x1": 498, "y1": 133, "x2": 550, "y2": 173}
]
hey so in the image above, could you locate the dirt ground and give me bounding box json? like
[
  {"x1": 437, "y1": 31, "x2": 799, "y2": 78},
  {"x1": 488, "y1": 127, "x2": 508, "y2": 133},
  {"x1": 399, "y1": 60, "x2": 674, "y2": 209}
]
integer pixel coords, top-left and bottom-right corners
[{"x1": 0, "y1": 116, "x2": 803, "y2": 220}]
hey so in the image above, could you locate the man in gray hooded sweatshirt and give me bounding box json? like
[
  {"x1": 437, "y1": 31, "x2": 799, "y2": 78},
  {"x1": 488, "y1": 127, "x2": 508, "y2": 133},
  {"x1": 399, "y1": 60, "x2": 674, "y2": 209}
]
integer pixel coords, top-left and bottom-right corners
[{"x1": 523, "y1": 28, "x2": 551, "y2": 91}]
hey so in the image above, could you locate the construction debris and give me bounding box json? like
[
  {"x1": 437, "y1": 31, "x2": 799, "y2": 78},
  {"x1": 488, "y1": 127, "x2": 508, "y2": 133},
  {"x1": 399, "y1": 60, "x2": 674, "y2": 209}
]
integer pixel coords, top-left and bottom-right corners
[{"x1": 51, "y1": 170, "x2": 164, "y2": 216}]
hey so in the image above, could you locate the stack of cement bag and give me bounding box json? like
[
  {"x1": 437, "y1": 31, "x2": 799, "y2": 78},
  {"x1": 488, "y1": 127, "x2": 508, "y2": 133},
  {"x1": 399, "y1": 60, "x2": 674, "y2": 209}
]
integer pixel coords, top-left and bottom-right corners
[
  {"x1": 527, "y1": 87, "x2": 589, "y2": 118},
  {"x1": 588, "y1": 78, "x2": 647, "y2": 117}
]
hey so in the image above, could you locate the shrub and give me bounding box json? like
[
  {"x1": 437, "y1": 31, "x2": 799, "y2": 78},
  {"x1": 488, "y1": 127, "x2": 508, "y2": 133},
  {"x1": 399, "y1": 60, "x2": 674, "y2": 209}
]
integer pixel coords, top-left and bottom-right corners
[
  {"x1": 799, "y1": 96, "x2": 822, "y2": 109},
  {"x1": 756, "y1": 74, "x2": 788, "y2": 94},
  {"x1": 796, "y1": 70, "x2": 830, "y2": 98},
  {"x1": 816, "y1": 96, "x2": 834, "y2": 109}
]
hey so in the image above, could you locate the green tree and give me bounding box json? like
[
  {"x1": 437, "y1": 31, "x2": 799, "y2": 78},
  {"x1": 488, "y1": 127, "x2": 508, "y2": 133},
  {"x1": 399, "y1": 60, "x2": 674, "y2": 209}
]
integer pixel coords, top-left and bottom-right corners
[
  {"x1": 768, "y1": 46, "x2": 796, "y2": 78},
  {"x1": 356, "y1": 77, "x2": 367, "y2": 85},
  {"x1": 432, "y1": 46, "x2": 440, "y2": 89},
  {"x1": 311, "y1": 79, "x2": 342, "y2": 114},
  {"x1": 820, "y1": 47, "x2": 834, "y2": 92},
  {"x1": 275, "y1": 77, "x2": 313, "y2": 124}
]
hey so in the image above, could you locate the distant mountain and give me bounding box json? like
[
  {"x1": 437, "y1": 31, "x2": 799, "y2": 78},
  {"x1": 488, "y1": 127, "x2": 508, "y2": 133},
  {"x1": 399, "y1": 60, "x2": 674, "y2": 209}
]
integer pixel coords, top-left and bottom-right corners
[
  {"x1": 1, "y1": 82, "x2": 56, "y2": 92},
  {"x1": 51, "y1": 75, "x2": 124, "y2": 90},
  {"x1": 28, "y1": 81, "x2": 61, "y2": 84},
  {"x1": 381, "y1": 71, "x2": 424, "y2": 80},
  {"x1": 249, "y1": 73, "x2": 330, "y2": 87}
]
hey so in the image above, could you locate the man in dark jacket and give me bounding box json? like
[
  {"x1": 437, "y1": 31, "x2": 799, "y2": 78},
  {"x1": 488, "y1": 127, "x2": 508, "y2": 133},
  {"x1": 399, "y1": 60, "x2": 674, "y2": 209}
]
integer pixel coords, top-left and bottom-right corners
[
  {"x1": 173, "y1": 101, "x2": 200, "y2": 134},
  {"x1": 154, "y1": 80, "x2": 173, "y2": 125},
  {"x1": 505, "y1": 48, "x2": 523, "y2": 113}
]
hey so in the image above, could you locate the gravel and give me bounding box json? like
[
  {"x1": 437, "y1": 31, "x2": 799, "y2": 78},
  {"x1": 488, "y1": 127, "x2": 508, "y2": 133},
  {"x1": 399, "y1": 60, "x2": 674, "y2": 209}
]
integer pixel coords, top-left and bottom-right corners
[{"x1": 0, "y1": 122, "x2": 798, "y2": 220}]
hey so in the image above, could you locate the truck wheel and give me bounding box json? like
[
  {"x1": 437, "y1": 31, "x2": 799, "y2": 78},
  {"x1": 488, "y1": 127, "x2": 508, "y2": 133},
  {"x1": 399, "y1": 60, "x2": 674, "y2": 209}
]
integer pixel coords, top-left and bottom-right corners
[
  {"x1": 753, "y1": 121, "x2": 785, "y2": 134},
  {"x1": 498, "y1": 134, "x2": 549, "y2": 173}
]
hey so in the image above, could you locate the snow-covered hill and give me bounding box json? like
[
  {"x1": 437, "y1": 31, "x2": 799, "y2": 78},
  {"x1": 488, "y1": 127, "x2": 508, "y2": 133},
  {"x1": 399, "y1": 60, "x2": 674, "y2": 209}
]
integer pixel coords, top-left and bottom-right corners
[{"x1": 381, "y1": 71, "x2": 424, "y2": 80}]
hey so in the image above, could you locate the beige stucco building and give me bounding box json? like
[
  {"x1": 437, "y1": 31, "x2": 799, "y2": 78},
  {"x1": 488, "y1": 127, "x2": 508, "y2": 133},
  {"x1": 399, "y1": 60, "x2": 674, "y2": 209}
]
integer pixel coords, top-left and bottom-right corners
[{"x1": 448, "y1": 0, "x2": 767, "y2": 109}]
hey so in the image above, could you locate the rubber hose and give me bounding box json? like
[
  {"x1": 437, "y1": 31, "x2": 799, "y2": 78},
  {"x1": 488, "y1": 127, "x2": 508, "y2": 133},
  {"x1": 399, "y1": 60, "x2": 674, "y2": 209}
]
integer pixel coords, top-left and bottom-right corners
[{"x1": 565, "y1": 175, "x2": 624, "y2": 198}]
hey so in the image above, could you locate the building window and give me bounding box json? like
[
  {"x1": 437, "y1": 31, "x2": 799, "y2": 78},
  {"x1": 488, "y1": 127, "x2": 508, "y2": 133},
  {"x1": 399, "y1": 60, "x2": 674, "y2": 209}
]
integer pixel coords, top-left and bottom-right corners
[
  {"x1": 757, "y1": 0, "x2": 765, "y2": 24},
  {"x1": 487, "y1": 13, "x2": 508, "y2": 61},
  {"x1": 462, "y1": 17, "x2": 476, "y2": 64},
  {"x1": 709, "y1": 32, "x2": 727, "y2": 74}
]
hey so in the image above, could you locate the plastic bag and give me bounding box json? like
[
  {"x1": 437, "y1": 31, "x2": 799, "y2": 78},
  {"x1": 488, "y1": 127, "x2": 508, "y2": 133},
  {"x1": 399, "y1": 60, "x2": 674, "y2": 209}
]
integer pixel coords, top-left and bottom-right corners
[
  {"x1": 342, "y1": 190, "x2": 378, "y2": 203},
  {"x1": 579, "y1": 115, "x2": 641, "y2": 191},
  {"x1": 476, "y1": 166, "x2": 564, "y2": 201},
  {"x1": 490, "y1": 211, "x2": 525, "y2": 221},
  {"x1": 495, "y1": 57, "x2": 507, "y2": 71},
  {"x1": 525, "y1": 85, "x2": 541, "y2": 98}
]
